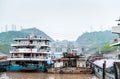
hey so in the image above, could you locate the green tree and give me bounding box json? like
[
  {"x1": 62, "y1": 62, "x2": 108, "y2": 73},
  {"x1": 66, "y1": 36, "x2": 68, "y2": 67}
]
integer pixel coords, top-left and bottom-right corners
[{"x1": 98, "y1": 43, "x2": 117, "y2": 54}]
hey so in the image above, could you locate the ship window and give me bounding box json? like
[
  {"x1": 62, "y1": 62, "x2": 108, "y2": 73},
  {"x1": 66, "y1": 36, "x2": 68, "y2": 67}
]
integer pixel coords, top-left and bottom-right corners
[
  {"x1": 14, "y1": 54, "x2": 17, "y2": 56},
  {"x1": 41, "y1": 47, "x2": 44, "y2": 49},
  {"x1": 98, "y1": 69, "x2": 99, "y2": 72},
  {"x1": 39, "y1": 40, "x2": 41, "y2": 42},
  {"x1": 118, "y1": 55, "x2": 120, "y2": 59},
  {"x1": 30, "y1": 40, "x2": 33, "y2": 44},
  {"x1": 24, "y1": 54, "x2": 30, "y2": 58},
  {"x1": 36, "y1": 54, "x2": 38, "y2": 56}
]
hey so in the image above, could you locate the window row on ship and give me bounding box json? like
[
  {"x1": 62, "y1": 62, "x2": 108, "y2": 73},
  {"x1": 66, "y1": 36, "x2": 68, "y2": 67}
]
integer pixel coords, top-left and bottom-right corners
[
  {"x1": 11, "y1": 53, "x2": 51, "y2": 59},
  {"x1": 15, "y1": 41, "x2": 49, "y2": 45}
]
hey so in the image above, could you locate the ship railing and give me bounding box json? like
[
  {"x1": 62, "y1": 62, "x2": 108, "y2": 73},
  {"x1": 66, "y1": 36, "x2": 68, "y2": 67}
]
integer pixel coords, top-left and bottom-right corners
[
  {"x1": 12, "y1": 42, "x2": 49, "y2": 46},
  {"x1": 38, "y1": 50, "x2": 50, "y2": 52},
  {"x1": 8, "y1": 57, "x2": 50, "y2": 61},
  {"x1": 11, "y1": 56, "x2": 49, "y2": 59},
  {"x1": 40, "y1": 43, "x2": 49, "y2": 46},
  {"x1": 11, "y1": 56, "x2": 23, "y2": 58},
  {"x1": 10, "y1": 51, "x2": 51, "y2": 54},
  {"x1": 10, "y1": 48, "x2": 38, "y2": 53}
]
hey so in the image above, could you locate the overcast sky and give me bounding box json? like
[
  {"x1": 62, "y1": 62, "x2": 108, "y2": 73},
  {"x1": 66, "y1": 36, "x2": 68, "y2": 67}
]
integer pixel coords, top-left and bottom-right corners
[{"x1": 0, "y1": 0, "x2": 120, "y2": 41}]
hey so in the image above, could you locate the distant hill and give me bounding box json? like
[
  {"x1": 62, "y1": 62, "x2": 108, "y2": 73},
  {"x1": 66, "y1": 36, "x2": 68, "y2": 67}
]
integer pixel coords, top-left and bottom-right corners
[
  {"x1": 76, "y1": 30, "x2": 117, "y2": 46},
  {"x1": 21, "y1": 28, "x2": 54, "y2": 41},
  {"x1": 0, "y1": 31, "x2": 26, "y2": 44},
  {"x1": 0, "y1": 28, "x2": 54, "y2": 44},
  {"x1": 0, "y1": 28, "x2": 54, "y2": 55},
  {"x1": 0, "y1": 44, "x2": 10, "y2": 55},
  {"x1": 76, "y1": 30, "x2": 117, "y2": 53}
]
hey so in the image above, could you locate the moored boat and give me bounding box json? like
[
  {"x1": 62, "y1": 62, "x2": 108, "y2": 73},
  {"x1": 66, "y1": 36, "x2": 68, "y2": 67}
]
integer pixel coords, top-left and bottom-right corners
[
  {"x1": 89, "y1": 18, "x2": 120, "y2": 79},
  {"x1": 7, "y1": 34, "x2": 52, "y2": 72},
  {"x1": 47, "y1": 50, "x2": 92, "y2": 74}
]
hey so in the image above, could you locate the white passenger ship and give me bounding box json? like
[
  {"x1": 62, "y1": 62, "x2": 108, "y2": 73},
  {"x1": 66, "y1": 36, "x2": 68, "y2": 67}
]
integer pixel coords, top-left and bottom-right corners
[{"x1": 7, "y1": 34, "x2": 52, "y2": 71}]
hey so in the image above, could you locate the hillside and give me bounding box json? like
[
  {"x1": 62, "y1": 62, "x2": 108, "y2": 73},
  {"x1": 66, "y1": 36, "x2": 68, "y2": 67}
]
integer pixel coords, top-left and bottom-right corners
[
  {"x1": 0, "y1": 28, "x2": 54, "y2": 55},
  {"x1": 76, "y1": 30, "x2": 117, "y2": 53},
  {"x1": 0, "y1": 31, "x2": 26, "y2": 44},
  {"x1": 76, "y1": 30, "x2": 117, "y2": 46},
  {"x1": 0, "y1": 28, "x2": 54, "y2": 44},
  {"x1": 21, "y1": 28, "x2": 54, "y2": 41}
]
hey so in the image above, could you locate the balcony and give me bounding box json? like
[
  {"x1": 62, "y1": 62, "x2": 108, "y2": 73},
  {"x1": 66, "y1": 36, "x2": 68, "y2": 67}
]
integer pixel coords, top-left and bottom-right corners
[
  {"x1": 8, "y1": 56, "x2": 50, "y2": 61},
  {"x1": 10, "y1": 48, "x2": 37, "y2": 53},
  {"x1": 112, "y1": 26, "x2": 120, "y2": 34},
  {"x1": 10, "y1": 49, "x2": 51, "y2": 54},
  {"x1": 11, "y1": 42, "x2": 49, "y2": 47}
]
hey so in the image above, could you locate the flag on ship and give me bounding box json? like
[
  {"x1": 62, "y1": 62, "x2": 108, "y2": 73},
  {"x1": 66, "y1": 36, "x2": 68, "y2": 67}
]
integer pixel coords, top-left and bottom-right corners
[
  {"x1": 28, "y1": 36, "x2": 30, "y2": 44},
  {"x1": 70, "y1": 50, "x2": 73, "y2": 57}
]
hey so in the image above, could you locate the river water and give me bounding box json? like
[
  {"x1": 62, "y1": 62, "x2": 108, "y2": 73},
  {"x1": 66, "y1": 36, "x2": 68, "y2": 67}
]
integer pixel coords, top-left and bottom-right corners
[{"x1": 0, "y1": 72, "x2": 99, "y2": 79}]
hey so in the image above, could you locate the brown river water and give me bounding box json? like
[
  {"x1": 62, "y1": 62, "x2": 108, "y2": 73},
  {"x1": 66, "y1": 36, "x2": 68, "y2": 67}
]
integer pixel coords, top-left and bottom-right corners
[{"x1": 0, "y1": 72, "x2": 99, "y2": 79}]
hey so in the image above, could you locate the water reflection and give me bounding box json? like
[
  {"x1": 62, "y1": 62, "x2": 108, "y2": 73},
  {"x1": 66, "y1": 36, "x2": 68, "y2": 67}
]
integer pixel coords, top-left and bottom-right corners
[{"x1": 0, "y1": 72, "x2": 98, "y2": 79}]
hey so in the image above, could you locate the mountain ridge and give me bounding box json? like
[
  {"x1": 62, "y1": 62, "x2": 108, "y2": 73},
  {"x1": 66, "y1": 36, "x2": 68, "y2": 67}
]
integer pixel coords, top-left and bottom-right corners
[
  {"x1": 21, "y1": 27, "x2": 54, "y2": 41},
  {"x1": 76, "y1": 30, "x2": 117, "y2": 47},
  {"x1": 0, "y1": 28, "x2": 54, "y2": 44},
  {"x1": 76, "y1": 30, "x2": 117, "y2": 53}
]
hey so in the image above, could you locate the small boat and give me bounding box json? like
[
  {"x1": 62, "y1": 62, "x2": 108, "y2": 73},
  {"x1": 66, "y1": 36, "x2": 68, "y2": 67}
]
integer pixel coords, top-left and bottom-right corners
[{"x1": 93, "y1": 59, "x2": 115, "y2": 79}]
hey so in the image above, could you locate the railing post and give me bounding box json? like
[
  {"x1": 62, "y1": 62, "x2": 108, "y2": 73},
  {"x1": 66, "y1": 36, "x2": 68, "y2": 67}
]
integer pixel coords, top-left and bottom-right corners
[
  {"x1": 114, "y1": 62, "x2": 118, "y2": 79},
  {"x1": 103, "y1": 61, "x2": 106, "y2": 79}
]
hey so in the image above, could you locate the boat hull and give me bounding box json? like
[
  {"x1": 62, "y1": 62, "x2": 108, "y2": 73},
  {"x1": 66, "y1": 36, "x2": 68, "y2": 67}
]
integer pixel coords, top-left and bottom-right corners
[
  {"x1": 47, "y1": 67, "x2": 92, "y2": 74},
  {"x1": 7, "y1": 65, "x2": 45, "y2": 72},
  {"x1": 0, "y1": 61, "x2": 9, "y2": 72},
  {"x1": 94, "y1": 66, "x2": 115, "y2": 79}
]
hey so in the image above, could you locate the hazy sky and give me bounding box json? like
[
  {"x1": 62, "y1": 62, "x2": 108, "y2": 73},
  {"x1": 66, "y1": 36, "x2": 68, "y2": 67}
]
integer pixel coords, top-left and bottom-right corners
[{"x1": 0, "y1": 0, "x2": 120, "y2": 41}]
